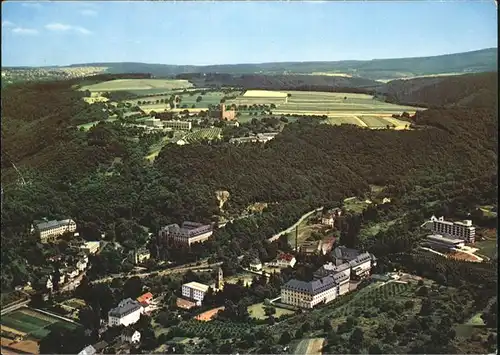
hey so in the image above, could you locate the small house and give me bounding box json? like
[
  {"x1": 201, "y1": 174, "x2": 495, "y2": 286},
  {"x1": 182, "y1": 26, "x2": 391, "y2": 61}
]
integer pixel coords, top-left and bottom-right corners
[
  {"x1": 249, "y1": 258, "x2": 262, "y2": 271},
  {"x1": 121, "y1": 329, "x2": 141, "y2": 344}
]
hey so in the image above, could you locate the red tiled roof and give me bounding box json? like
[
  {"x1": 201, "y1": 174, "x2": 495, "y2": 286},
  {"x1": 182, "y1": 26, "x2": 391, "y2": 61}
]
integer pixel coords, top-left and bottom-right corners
[
  {"x1": 176, "y1": 298, "x2": 197, "y2": 309},
  {"x1": 137, "y1": 292, "x2": 153, "y2": 304},
  {"x1": 279, "y1": 253, "x2": 295, "y2": 261}
]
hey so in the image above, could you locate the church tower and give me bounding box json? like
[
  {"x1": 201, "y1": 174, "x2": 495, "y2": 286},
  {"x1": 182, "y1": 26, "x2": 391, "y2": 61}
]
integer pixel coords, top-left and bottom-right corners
[{"x1": 216, "y1": 267, "x2": 224, "y2": 291}]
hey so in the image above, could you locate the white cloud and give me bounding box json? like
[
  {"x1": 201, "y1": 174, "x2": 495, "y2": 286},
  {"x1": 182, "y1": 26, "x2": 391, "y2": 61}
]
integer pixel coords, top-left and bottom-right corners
[
  {"x1": 45, "y1": 23, "x2": 92, "y2": 35},
  {"x1": 21, "y1": 3, "x2": 43, "y2": 9},
  {"x1": 45, "y1": 23, "x2": 72, "y2": 31},
  {"x1": 2, "y1": 20, "x2": 15, "y2": 28},
  {"x1": 12, "y1": 27, "x2": 39, "y2": 35},
  {"x1": 80, "y1": 9, "x2": 97, "y2": 16},
  {"x1": 75, "y1": 26, "x2": 92, "y2": 35}
]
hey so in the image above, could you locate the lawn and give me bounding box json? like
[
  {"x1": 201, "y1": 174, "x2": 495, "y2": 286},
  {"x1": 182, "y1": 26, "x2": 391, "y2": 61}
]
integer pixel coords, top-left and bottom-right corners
[
  {"x1": 247, "y1": 302, "x2": 294, "y2": 320},
  {"x1": 80, "y1": 79, "x2": 193, "y2": 92},
  {"x1": 474, "y1": 238, "x2": 497, "y2": 259},
  {"x1": 0, "y1": 308, "x2": 79, "y2": 340},
  {"x1": 343, "y1": 196, "x2": 372, "y2": 213}
]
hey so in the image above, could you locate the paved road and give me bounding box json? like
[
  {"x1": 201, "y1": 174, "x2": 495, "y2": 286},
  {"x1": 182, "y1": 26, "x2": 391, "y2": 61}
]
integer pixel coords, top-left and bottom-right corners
[{"x1": 91, "y1": 260, "x2": 223, "y2": 284}]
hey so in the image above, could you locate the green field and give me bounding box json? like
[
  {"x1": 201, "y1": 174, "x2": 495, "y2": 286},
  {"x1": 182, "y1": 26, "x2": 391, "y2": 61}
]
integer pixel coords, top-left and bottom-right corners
[
  {"x1": 247, "y1": 302, "x2": 294, "y2": 320},
  {"x1": 80, "y1": 79, "x2": 193, "y2": 92},
  {"x1": 184, "y1": 128, "x2": 222, "y2": 143},
  {"x1": 1, "y1": 308, "x2": 79, "y2": 340}
]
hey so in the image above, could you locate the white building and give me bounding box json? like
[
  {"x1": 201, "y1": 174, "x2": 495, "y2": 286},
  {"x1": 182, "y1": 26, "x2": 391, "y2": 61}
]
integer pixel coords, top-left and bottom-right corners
[
  {"x1": 249, "y1": 258, "x2": 262, "y2": 272},
  {"x1": 159, "y1": 221, "x2": 213, "y2": 246},
  {"x1": 121, "y1": 329, "x2": 141, "y2": 344},
  {"x1": 181, "y1": 282, "x2": 210, "y2": 306},
  {"x1": 131, "y1": 248, "x2": 151, "y2": 264},
  {"x1": 428, "y1": 216, "x2": 476, "y2": 243},
  {"x1": 321, "y1": 216, "x2": 335, "y2": 227},
  {"x1": 271, "y1": 253, "x2": 296, "y2": 268},
  {"x1": 81, "y1": 241, "x2": 100, "y2": 255},
  {"x1": 423, "y1": 234, "x2": 465, "y2": 250},
  {"x1": 31, "y1": 218, "x2": 77, "y2": 243},
  {"x1": 163, "y1": 120, "x2": 192, "y2": 131},
  {"x1": 281, "y1": 275, "x2": 339, "y2": 309},
  {"x1": 108, "y1": 298, "x2": 142, "y2": 327}
]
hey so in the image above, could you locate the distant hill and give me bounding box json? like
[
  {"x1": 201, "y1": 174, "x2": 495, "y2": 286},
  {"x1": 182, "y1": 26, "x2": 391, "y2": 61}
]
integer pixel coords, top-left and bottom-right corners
[
  {"x1": 58, "y1": 48, "x2": 497, "y2": 81},
  {"x1": 381, "y1": 72, "x2": 498, "y2": 109}
]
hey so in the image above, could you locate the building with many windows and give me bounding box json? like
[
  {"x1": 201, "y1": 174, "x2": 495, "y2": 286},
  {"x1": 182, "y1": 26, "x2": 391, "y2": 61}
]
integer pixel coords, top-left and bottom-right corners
[
  {"x1": 162, "y1": 120, "x2": 192, "y2": 131},
  {"x1": 281, "y1": 275, "x2": 340, "y2": 309},
  {"x1": 181, "y1": 282, "x2": 210, "y2": 306},
  {"x1": 423, "y1": 234, "x2": 465, "y2": 251},
  {"x1": 108, "y1": 298, "x2": 143, "y2": 327},
  {"x1": 158, "y1": 221, "x2": 213, "y2": 246},
  {"x1": 427, "y1": 216, "x2": 476, "y2": 243},
  {"x1": 281, "y1": 248, "x2": 376, "y2": 309},
  {"x1": 31, "y1": 218, "x2": 77, "y2": 243}
]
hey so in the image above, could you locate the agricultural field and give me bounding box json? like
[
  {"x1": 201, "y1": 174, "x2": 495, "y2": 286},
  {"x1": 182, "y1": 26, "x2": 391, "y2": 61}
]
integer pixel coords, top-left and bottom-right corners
[
  {"x1": 247, "y1": 303, "x2": 294, "y2": 320},
  {"x1": 0, "y1": 308, "x2": 79, "y2": 341},
  {"x1": 294, "y1": 338, "x2": 325, "y2": 355},
  {"x1": 79, "y1": 79, "x2": 193, "y2": 93},
  {"x1": 184, "y1": 127, "x2": 222, "y2": 143},
  {"x1": 133, "y1": 91, "x2": 229, "y2": 109},
  {"x1": 178, "y1": 319, "x2": 252, "y2": 338},
  {"x1": 243, "y1": 90, "x2": 288, "y2": 98}
]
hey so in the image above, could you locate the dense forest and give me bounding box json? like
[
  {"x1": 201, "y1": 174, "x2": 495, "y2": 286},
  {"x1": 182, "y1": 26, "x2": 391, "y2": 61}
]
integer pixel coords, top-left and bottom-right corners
[{"x1": 1, "y1": 72, "x2": 497, "y2": 292}]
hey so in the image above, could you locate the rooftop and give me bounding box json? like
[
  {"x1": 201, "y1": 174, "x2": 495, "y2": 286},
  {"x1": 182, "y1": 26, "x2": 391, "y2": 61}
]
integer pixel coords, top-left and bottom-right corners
[
  {"x1": 183, "y1": 281, "x2": 210, "y2": 293},
  {"x1": 426, "y1": 234, "x2": 464, "y2": 244},
  {"x1": 283, "y1": 275, "x2": 337, "y2": 295},
  {"x1": 108, "y1": 298, "x2": 142, "y2": 318},
  {"x1": 35, "y1": 218, "x2": 75, "y2": 232},
  {"x1": 278, "y1": 253, "x2": 295, "y2": 262}
]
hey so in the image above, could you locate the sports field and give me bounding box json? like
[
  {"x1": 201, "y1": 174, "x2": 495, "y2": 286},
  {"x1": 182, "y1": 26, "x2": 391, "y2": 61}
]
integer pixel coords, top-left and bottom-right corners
[
  {"x1": 80, "y1": 79, "x2": 193, "y2": 92},
  {"x1": 0, "y1": 308, "x2": 79, "y2": 341}
]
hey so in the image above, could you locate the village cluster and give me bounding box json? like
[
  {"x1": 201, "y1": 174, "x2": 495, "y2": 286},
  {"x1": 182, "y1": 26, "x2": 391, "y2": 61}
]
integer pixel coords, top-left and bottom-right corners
[{"x1": 7, "y1": 209, "x2": 483, "y2": 354}]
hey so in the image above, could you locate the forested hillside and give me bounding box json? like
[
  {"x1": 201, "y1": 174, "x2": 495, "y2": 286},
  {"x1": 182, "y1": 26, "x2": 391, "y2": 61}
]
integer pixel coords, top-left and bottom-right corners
[
  {"x1": 383, "y1": 72, "x2": 498, "y2": 108},
  {"x1": 1, "y1": 73, "x2": 497, "y2": 291}
]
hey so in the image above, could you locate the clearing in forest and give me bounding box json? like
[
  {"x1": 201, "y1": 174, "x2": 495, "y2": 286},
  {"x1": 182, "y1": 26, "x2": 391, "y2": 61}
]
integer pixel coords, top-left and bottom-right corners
[{"x1": 80, "y1": 79, "x2": 193, "y2": 92}]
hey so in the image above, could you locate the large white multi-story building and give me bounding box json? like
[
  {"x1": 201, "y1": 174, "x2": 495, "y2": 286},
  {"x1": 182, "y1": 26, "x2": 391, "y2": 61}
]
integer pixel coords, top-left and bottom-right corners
[
  {"x1": 281, "y1": 248, "x2": 376, "y2": 309},
  {"x1": 158, "y1": 221, "x2": 213, "y2": 246},
  {"x1": 281, "y1": 275, "x2": 340, "y2": 309},
  {"x1": 108, "y1": 298, "x2": 143, "y2": 327},
  {"x1": 428, "y1": 216, "x2": 475, "y2": 243},
  {"x1": 162, "y1": 120, "x2": 192, "y2": 131},
  {"x1": 31, "y1": 218, "x2": 77, "y2": 243},
  {"x1": 181, "y1": 282, "x2": 210, "y2": 306}
]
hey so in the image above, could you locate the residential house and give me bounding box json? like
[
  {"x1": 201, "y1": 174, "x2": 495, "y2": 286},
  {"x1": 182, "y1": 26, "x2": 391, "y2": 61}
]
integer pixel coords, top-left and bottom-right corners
[
  {"x1": 67, "y1": 268, "x2": 79, "y2": 279},
  {"x1": 131, "y1": 248, "x2": 151, "y2": 264},
  {"x1": 272, "y1": 253, "x2": 296, "y2": 268},
  {"x1": 181, "y1": 282, "x2": 210, "y2": 306},
  {"x1": 121, "y1": 329, "x2": 141, "y2": 344},
  {"x1": 249, "y1": 258, "x2": 262, "y2": 272},
  {"x1": 45, "y1": 276, "x2": 53, "y2": 291},
  {"x1": 321, "y1": 215, "x2": 335, "y2": 227},
  {"x1": 108, "y1": 298, "x2": 142, "y2": 327},
  {"x1": 137, "y1": 292, "x2": 154, "y2": 313},
  {"x1": 320, "y1": 237, "x2": 335, "y2": 255},
  {"x1": 76, "y1": 257, "x2": 88, "y2": 272},
  {"x1": 299, "y1": 240, "x2": 321, "y2": 255}
]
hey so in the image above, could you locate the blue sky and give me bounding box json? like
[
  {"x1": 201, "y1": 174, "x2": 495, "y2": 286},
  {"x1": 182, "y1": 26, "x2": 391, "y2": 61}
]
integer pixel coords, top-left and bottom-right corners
[{"x1": 1, "y1": 1, "x2": 498, "y2": 67}]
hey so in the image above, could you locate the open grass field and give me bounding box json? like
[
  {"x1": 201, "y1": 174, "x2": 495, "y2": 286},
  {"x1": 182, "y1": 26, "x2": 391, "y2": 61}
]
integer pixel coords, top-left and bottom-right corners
[
  {"x1": 76, "y1": 117, "x2": 117, "y2": 131},
  {"x1": 294, "y1": 338, "x2": 325, "y2": 355},
  {"x1": 0, "y1": 308, "x2": 79, "y2": 341},
  {"x1": 247, "y1": 302, "x2": 294, "y2": 320},
  {"x1": 184, "y1": 127, "x2": 222, "y2": 143},
  {"x1": 343, "y1": 196, "x2": 372, "y2": 213},
  {"x1": 131, "y1": 91, "x2": 232, "y2": 109},
  {"x1": 80, "y1": 79, "x2": 193, "y2": 92}
]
